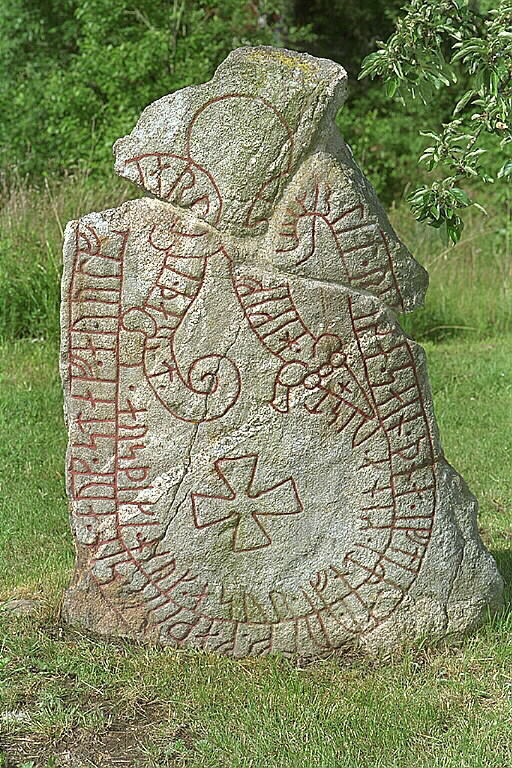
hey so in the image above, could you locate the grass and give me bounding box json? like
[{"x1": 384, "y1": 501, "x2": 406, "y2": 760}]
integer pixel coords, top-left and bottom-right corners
[
  {"x1": 392, "y1": 191, "x2": 512, "y2": 341},
  {"x1": 0, "y1": 174, "x2": 510, "y2": 766},
  {"x1": 0, "y1": 341, "x2": 71, "y2": 603},
  {"x1": 0, "y1": 173, "x2": 138, "y2": 342},
  {"x1": 0, "y1": 335, "x2": 510, "y2": 767}
]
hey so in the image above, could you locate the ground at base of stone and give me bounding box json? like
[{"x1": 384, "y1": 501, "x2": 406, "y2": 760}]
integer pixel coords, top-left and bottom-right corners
[{"x1": 1, "y1": 711, "x2": 193, "y2": 768}]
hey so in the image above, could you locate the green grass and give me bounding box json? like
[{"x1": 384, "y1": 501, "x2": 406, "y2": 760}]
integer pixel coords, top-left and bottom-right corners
[
  {"x1": 0, "y1": 173, "x2": 138, "y2": 342},
  {"x1": 0, "y1": 336, "x2": 510, "y2": 768},
  {"x1": 392, "y1": 194, "x2": 512, "y2": 341},
  {"x1": 0, "y1": 342, "x2": 71, "y2": 603}
]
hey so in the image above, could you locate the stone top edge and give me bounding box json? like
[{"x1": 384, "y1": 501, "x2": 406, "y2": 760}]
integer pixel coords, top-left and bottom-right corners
[
  {"x1": 218, "y1": 45, "x2": 348, "y2": 80},
  {"x1": 112, "y1": 45, "x2": 350, "y2": 237},
  {"x1": 217, "y1": 45, "x2": 348, "y2": 106}
]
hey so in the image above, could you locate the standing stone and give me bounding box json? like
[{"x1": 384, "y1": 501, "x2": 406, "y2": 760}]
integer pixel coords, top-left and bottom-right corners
[{"x1": 60, "y1": 47, "x2": 502, "y2": 657}]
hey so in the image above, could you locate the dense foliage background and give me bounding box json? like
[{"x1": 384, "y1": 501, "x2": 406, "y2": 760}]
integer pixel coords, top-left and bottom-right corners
[{"x1": 0, "y1": 0, "x2": 411, "y2": 189}]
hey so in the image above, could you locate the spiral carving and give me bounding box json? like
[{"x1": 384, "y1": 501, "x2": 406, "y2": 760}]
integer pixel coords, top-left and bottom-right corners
[{"x1": 143, "y1": 341, "x2": 241, "y2": 424}]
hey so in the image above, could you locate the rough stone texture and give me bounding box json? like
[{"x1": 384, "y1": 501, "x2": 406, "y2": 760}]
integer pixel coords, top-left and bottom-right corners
[{"x1": 60, "y1": 47, "x2": 502, "y2": 657}]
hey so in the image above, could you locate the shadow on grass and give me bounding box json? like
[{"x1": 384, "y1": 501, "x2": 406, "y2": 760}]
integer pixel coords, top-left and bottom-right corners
[{"x1": 493, "y1": 547, "x2": 512, "y2": 597}]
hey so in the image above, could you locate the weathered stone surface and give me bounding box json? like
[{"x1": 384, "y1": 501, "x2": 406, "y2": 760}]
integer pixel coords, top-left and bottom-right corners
[{"x1": 60, "y1": 46, "x2": 502, "y2": 657}]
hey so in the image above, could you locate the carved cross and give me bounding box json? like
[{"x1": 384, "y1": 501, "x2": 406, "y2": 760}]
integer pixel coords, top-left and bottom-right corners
[{"x1": 191, "y1": 454, "x2": 303, "y2": 552}]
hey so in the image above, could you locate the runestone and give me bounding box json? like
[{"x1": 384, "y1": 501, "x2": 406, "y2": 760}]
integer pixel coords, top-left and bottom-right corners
[{"x1": 61, "y1": 47, "x2": 502, "y2": 657}]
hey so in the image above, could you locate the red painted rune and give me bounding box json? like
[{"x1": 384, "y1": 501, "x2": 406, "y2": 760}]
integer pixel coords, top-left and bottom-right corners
[{"x1": 191, "y1": 454, "x2": 304, "y2": 552}]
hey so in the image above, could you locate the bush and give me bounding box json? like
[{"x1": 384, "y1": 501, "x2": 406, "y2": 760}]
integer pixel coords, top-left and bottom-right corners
[{"x1": 0, "y1": 0, "x2": 310, "y2": 178}]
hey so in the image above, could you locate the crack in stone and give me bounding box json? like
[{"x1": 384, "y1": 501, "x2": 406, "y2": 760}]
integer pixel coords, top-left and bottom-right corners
[
  {"x1": 158, "y1": 319, "x2": 243, "y2": 545},
  {"x1": 120, "y1": 194, "x2": 415, "y2": 318}
]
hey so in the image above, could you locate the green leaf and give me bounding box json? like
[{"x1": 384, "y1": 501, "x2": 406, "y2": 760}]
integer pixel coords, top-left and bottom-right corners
[
  {"x1": 497, "y1": 161, "x2": 512, "y2": 179},
  {"x1": 409, "y1": 187, "x2": 430, "y2": 203},
  {"x1": 359, "y1": 52, "x2": 382, "y2": 79},
  {"x1": 385, "y1": 78, "x2": 399, "y2": 97},
  {"x1": 419, "y1": 148, "x2": 436, "y2": 165},
  {"x1": 490, "y1": 70, "x2": 500, "y2": 95},
  {"x1": 453, "y1": 89, "x2": 475, "y2": 115},
  {"x1": 466, "y1": 148, "x2": 487, "y2": 158},
  {"x1": 430, "y1": 202, "x2": 441, "y2": 220},
  {"x1": 446, "y1": 217, "x2": 464, "y2": 243},
  {"x1": 450, "y1": 188, "x2": 472, "y2": 206}
]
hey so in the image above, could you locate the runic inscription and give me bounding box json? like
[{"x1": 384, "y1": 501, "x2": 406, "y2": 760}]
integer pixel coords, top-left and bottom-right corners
[{"x1": 61, "y1": 46, "x2": 502, "y2": 658}]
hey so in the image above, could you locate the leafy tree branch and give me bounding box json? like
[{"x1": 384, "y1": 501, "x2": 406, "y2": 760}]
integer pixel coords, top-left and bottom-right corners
[{"x1": 360, "y1": 0, "x2": 512, "y2": 243}]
